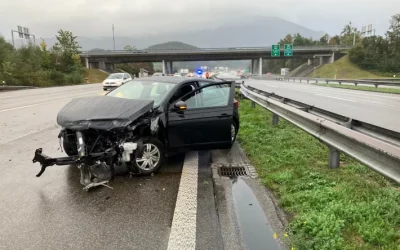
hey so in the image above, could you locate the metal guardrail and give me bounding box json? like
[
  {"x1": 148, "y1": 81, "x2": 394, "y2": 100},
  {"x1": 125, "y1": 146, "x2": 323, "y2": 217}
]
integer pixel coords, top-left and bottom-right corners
[
  {"x1": 81, "y1": 45, "x2": 351, "y2": 56},
  {"x1": 240, "y1": 83, "x2": 400, "y2": 183},
  {"x1": 259, "y1": 75, "x2": 400, "y2": 88},
  {"x1": 0, "y1": 85, "x2": 34, "y2": 91}
]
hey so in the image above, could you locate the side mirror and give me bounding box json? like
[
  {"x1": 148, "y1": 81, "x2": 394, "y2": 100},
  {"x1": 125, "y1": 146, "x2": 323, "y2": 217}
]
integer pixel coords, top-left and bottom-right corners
[{"x1": 174, "y1": 101, "x2": 187, "y2": 111}]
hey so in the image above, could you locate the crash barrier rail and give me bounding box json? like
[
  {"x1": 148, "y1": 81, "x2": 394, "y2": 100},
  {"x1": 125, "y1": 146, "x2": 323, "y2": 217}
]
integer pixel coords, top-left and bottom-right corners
[
  {"x1": 80, "y1": 45, "x2": 351, "y2": 56},
  {"x1": 254, "y1": 75, "x2": 400, "y2": 88},
  {"x1": 240, "y1": 83, "x2": 400, "y2": 184},
  {"x1": 0, "y1": 85, "x2": 34, "y2": 91}
]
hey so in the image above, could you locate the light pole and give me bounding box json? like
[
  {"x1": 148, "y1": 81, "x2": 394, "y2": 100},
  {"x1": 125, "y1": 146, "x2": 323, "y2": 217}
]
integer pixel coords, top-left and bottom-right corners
[{"x1": 112, "y1": 24, "x2": 115, "y2": 51}]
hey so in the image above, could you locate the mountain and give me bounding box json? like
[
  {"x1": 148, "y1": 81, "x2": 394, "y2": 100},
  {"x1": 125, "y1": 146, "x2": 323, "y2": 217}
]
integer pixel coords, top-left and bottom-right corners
[
  {"x1": 42, "y1": 16, "x2": 325, "y2": 50},
  {"x1": 147, "y1": 41, "x2": 197, "y2": 50}
]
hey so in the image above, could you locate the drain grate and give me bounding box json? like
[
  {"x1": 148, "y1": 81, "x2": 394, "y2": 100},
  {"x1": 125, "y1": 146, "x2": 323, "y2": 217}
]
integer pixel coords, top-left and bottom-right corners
[{"x1": 218, "y1": 166, "x2": 248, "y2": 177}]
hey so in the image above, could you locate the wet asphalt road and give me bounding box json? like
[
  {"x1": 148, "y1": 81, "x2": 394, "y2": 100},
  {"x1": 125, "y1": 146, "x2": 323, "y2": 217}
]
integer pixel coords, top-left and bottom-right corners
[
  {"x1": 0, "y1": 84, "x2": 185, "y2": 249},
  {"x1": 246, "y1": 79, "x2": 400, "y2": 132},
  {"x1": 0, "y1": 83, "x2": 288, "y2": 250}
]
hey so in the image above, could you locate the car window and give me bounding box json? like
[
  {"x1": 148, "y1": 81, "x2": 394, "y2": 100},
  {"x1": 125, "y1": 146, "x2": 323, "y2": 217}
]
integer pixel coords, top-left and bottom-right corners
[
  {"x1": 107, "y1": 73, "x2": 124, "y2": 79},
  {"x1": 107, "y1": 81, "x2": 175, "y2": 106},
  {"x1": 170, "y1": 83, "x2": 197, "y2": 104},
  {"x1": 182, "y1": 83, "x2": 230, "y2": 109}
]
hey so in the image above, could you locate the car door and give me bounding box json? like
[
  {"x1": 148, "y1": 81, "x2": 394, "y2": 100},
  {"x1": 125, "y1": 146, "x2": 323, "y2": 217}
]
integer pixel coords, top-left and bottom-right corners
[{"x1": 167, "y1": 81, "x2": 235, "y2": 150}]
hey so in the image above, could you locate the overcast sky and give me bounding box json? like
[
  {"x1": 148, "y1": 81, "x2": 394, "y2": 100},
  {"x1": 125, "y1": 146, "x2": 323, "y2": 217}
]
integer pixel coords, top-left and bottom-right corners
[{"x1": 0, "y1": 0, "x2": 399, "y2": 39}]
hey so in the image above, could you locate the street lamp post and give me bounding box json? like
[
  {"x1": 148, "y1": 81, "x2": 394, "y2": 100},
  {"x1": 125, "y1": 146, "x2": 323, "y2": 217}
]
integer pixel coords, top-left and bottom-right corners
[{"x1": 112, "y1": 24, "x2": 115, "y2": 51}]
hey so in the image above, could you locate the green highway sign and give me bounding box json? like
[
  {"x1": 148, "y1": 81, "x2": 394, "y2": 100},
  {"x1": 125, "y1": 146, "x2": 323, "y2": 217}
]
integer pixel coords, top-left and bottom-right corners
[
  {"x1": 271, "y1": 44, "x2": 280, "y2": 57},
  {"x1": 284, "y1": 44, "x2": 293, "y2": 56}
]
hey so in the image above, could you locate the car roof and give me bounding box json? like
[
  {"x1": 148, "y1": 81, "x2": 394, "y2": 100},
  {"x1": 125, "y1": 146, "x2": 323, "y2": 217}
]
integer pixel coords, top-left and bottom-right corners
[{"x1": 134, "y1": 76, "x2": 216, "y2": 85}]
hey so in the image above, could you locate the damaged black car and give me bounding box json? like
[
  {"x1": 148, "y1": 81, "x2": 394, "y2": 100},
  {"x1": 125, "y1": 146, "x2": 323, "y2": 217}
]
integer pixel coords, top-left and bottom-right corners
[{"x1": 33, "y1": 77, "x2": 239, "y2": 190}]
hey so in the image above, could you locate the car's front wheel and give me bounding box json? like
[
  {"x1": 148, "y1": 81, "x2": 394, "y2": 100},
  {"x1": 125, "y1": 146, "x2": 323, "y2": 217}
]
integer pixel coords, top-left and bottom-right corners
[{"x1": 132, "y1": 137, "x2": 165, "y2": 175}]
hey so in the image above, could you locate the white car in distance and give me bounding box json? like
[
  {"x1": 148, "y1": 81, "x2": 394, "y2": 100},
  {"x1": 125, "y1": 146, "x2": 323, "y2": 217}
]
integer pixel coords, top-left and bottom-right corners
[{"x1": 102, "y1": 73, "x2": 132, "y2": 91}]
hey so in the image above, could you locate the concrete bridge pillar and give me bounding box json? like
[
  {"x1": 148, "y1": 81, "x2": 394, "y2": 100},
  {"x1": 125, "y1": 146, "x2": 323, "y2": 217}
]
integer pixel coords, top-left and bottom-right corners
[
  {"x1": 308, "y1": 59, "x2": 312, "y2": 66},
  {"x1": 162, "y1": 60, "x2": 173, "y2": 74},
  {"x1": 168, "y1": 61, "x2": 173, "y2": 74},
  {"x1": 99, "y1": 61, "x2": 106, "y2": 70},
  {"x1": 105, "y1": 63, "x2": 114, "y2": 71},
  {"x1": 251, "y1": 59, "x2": 259, "y2": 74},
  {"x1": 330, "y1": 52, "x2": 335, "y2": 64},
  {"x1": 162, "y1": 60, "x2": 167, "y2": 75},
  {"x1": 259, "y1": 57, "x2": 263, "y2": 75},
  {"x1": 85, "y1": 58, "x2": 89, "y2": 69}
]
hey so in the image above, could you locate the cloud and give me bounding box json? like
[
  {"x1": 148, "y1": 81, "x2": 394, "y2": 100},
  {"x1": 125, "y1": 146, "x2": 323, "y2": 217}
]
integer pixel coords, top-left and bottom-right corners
[{"x1": 0, "y1": 0, "x2": 399, "y2": 39}]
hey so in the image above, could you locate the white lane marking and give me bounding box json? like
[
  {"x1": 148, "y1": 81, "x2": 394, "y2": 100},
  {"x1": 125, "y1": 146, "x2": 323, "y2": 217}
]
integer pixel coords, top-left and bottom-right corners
[
  {"x1": 168, "y1": 151, "x2": 198, "y2": 250},
  {"x1": 0, "y1": 98, "x2": 72, "y2": 113},
  {"x1": 316, "y1": 94, "x2": 358, "y2": 102}
]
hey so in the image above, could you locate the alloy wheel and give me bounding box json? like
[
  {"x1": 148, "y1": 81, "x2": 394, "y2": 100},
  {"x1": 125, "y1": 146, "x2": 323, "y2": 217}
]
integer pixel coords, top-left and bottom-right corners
[
  {"x1": 135, "y1": 143, "x2": 161, "y2": 170},
  {"x1": 231, "y1": 124, "x2": 236, "y2": 142}
]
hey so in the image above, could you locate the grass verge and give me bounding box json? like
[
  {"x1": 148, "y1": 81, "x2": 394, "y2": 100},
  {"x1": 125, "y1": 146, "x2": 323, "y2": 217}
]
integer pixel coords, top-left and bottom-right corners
[
  {"x1": 84, "y1": 69, "x2": 108, "y2": 83},
  {"x1": 309, "y1": 55, "x2": 397, "y2": 79},
  {"x1": 316, "y1": 83, "x2": 400, "y2": 95},
  {"x1": 237, "y1": 99, "x2": 400, "y2": 250}
]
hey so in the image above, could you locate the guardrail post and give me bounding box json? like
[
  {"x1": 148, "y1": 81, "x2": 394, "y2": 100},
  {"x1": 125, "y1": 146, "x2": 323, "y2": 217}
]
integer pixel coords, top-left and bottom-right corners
[
  {"x1": 328, "y1": 146, "x2": 340, "y2": 168},
  {"x1": 374, "y1": 84, "x2": 378, "y2": 88},
  {"x1": 354, "y1": 83, "x2": 358, "y2": 87},
  {"x1": 326, "y1": 80, "x2": 329, "y2": 84},
  {"x1": 272, "y1": 114, "x2": 279, "y2": 126},
  {"x1": 338, "y1": 81, "x2": 342, "y2": 85},
  {"x1": 300, "y1": 79, "x2": 302, "y2": 83},
  {"x1": 251, "y1": 101, "x2": 255, "y2": 108},
  {"x1": 307, "y1": 80, "x2": 309, "y2": 84}
]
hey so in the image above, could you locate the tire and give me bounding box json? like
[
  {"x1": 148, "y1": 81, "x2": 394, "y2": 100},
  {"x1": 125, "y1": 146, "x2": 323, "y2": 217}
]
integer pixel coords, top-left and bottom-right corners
[
  {"x1": 63, "y1": 140, "x2": 77, "y2": 156},
  {"x1": 132, "y1": 137, "x2": 165, "y2": 175},
  {"x1": 103, "y1": 88, "x2": 107, "y2": 91},
  {"x1": 231, "y1": 121, "x2": 238, "y2": 146}
]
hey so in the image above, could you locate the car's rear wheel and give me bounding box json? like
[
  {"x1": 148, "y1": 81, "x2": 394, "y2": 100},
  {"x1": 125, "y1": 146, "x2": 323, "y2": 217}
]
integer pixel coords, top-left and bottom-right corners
[
  {"x1": 132, "y1": 137, "x2": 165, "y2": 175},
  {"x1": 231, "y1": 122, "x2": 238, "y2": 145}
]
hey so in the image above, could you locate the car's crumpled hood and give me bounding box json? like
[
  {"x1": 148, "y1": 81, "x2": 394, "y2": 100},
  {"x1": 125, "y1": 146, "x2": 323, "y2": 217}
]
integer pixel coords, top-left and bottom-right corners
[{"x1": 57, "y1": 96, "x2": 154, "y2": 131}]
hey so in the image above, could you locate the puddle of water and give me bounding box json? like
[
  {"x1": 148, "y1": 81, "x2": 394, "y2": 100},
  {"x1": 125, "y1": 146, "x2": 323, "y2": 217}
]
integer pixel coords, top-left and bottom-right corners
[{"x1": 232, "y1": 178, "x2": 281, "y2": 250}]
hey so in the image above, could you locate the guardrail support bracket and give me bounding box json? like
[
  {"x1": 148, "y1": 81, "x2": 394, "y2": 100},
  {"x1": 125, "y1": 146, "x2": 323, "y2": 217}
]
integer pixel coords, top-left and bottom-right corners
[
  {"x1": 328, "y1": 146, "x2": 340, "y2": 168},
  {"x1": 272, "y1": 113, "x2": 279, "y2": 126}
]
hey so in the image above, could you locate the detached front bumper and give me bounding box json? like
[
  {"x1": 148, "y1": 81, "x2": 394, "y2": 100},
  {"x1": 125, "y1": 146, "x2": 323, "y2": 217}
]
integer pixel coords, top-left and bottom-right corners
[{"x1": 32, "y1": 148, "x2": 117, "y2": 177}]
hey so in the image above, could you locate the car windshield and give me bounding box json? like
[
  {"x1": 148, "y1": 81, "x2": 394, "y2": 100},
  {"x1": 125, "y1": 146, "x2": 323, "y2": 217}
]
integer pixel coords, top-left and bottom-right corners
[
  {"x1": 107, "y1": 81, "x2": 175, "y2": 106},
  {"x1": 107, "y1": 74, "x2": 124, "y2": 79}
]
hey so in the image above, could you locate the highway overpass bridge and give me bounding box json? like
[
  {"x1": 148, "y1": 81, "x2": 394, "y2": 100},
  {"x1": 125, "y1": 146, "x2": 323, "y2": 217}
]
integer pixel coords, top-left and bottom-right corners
[{"x1": 80, "y1": 46, "x2": 351, "y2": 75}]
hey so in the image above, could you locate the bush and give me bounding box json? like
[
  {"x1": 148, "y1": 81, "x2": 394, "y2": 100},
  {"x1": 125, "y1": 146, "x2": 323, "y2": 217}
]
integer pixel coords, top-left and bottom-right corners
[
  {"x1": 64, "y1": 71, "x2": 83, "y2": 85},
  {"x1": 49, "y1": 70, "x2": 66, "y2": 85}
]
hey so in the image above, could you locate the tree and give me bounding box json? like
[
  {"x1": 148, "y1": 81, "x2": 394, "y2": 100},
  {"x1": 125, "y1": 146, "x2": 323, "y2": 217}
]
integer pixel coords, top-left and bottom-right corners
[
  {"x1": 52, "y1": 29, "x2": 81, "y2": 54},
  {"x1": 319, "y1": 34, "x2": 329, "y2": 45},
  {"x1": 51, "y1": 30, "x2": 82, "y2": 73},
  {"x1": 329, "y1": 35, "x2": 341, "y2": 45},
  {"x1": 340, "y1": 22, "x2": 361, "y2": 46},
  {"x1": 386, "y1": 13, "x2": 400, "y2": 55},
  {"x1": 124, "y1": 45, "x2": 136, "y2": 51}
]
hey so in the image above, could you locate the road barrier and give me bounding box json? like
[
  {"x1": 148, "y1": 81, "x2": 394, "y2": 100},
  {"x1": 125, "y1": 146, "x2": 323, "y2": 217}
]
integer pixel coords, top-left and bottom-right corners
[
  {"x1": 0, "y1": 85, "x2": 34, "y2": 91},
  {"x1": 255, "y1": 75, "x2": 400, "y2": 88},
  {"x1": 240, "y1": 83, "x2": 400, "y2": 184}
]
